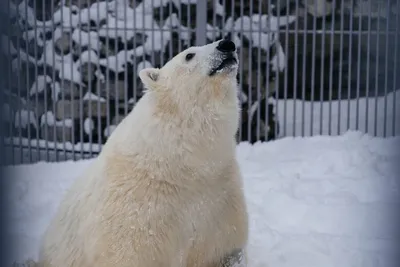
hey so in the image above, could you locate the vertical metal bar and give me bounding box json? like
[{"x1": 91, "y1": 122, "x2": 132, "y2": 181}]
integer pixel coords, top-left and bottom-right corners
[
  {"x1": 221, "y1": 0, "x2": 226, "y2": 36},
  {"x1": 42, "y1": 0, "x2": 49, "y2": 161},
  {"x1": 96, "y1": 0, "x2": 102, "y2": 148},
  {"x1": 33, "y1": 0, "x2": 40, "y2": 161},
  {"x1": 195, "y1": 0, "x2": 207, "y2": 46},
  {"x1": 247, "y1": 0, "x2": 253, "y2": 142},
  {"x1": 256, "y1": 0, "x2": 262, "y2": 141},
  {"x1": 132, "y1": 1, "x2": 138, "y2": 109},
  {"x1": 60, "y1": 2, "x2": 67, "y2": 160},
  {"x1": 123, "y1": 0, "x2": 128, "y2": 119},
  {"x1": 274, "y1": 0, "x2": 281, "y2": 139},
  {"x1": 143, "y1": 0, "x2": 148, "y2": 89},
  {"x1": 124, "y1": 0, "x2": 127, "y2": 120},
  {"x1": 265, "y1": 0, "x2": 272, "y2": 139},
  {"x1": 328, "y1": 0, "x2": 336, "y2": 135},
  {"x1": 283, "y1": 0, "x2": 290, "y2": 137},
  {"x1": 6, "y1": 0, "x2": 14, "y2": 164},
  {"x1": 346, "y1": 0, "x2": 354, "y2": 132},
  {"x1": 383, "y1": 1, "x2": 391, "y2": 137},
  {"x1": 309, "y1": 0, "x2": 317, "y2": 136},
  {"x1": 337, "y1": 0, "x2": 345, "y2": 135},
  {"x1": 300, "y1": 1, "x2": 309, "y2": 137},
  {"x1": 23, "y1": 0, "x2": 32, "y2": 163},
  {"x1": 79, "y1": 5, "x2": 84, "y2": 158},
  {"x1": 392, "y1": 2, "x2": 399, "y2": 136},
  {"x1": 160, "y1": 0, "x2": 165, "y2": 66},
  {"x1": 239, "y1": 0, "x2": 244, "y2": 141},
  {"x1": 168, "y1": 3, "x2": 172, "y2": 61},
  {"x1": 188, "y1": 0, "x2": 192, "y2": 44},
  {"x1": 68, "y1": 3, "x2": 75, "y2": 160},
  {"x1": 355, "y1": 0, "x2": 362, "y2": 132},
  {"x1": 16, "y1": 0, "x2": 22, "y2": 163},
  {"x1": 114, "y1": 0, "x2": 120, "y2": 143},
  {"x1": 319, "y1": 0, "x2": 327, "y2": 135},
  {"x1": 292, "y1": 0, "x2": 299, "y2": 136},
  {"x1": 87, "y1": 7, "x2": 93, "y2": 158},
  {"x1": 186, "y1": 0, "x2": 191, "y2": 42},
  {"x1": 1, "y1": 5, "x2": 7, "y2": 163},
  {"x1": 177, "y1": 0, "x2": 182, "y2": 52},
  {"x1": 373, "y1": 0, "x2": 381, "y2": 136},
  {"x1": 365, "y1": 0, "x2": 372, "y2": 134},
  {"x1": 105, "y1": 1, "x2": 111, "y2": 146},
  {"x1": 229, "y1": 1, "x2": 234, "y2": 39},
  {"x1": 151, "y1": 0, "x2": 156, "y2": 66},
  {"x1": 211, "y1": 0, "x2": 217, "y2": 40}
]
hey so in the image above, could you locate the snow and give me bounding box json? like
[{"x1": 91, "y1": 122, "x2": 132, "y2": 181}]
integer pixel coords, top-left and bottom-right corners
[
  {"x1": 270, "y1": 42, "x2": 286, "y2": 73},
  {"x1": 28, "y1": 75, "x2": 52, "y2": 97},
  {"x1": 71, "y1": 30, "x2": 102, "y2": 52},
  {"x1": 83, "y1": 118, "x2": 95, "y2": 135},
  {"x1": 82, "y1": 91, "x2": 107, "y2": 102},
  {"x1": 4, "y1": 131, "x2": 400, "y2": 267}
]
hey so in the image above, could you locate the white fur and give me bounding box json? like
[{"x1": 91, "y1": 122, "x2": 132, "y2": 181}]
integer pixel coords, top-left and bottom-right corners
[{"x1": 38, "y1": 40, "x2": 248, "y2": 267}]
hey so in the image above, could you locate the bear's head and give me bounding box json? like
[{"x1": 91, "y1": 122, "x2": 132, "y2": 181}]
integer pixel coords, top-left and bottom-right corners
[{"x1": 138, "y1": 39, "x2": 240, "y2": 119}]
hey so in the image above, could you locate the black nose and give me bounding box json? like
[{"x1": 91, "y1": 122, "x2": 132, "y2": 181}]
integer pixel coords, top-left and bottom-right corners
[{"x1": 216, "y1": 39, "x2": 236, "y2": 53}]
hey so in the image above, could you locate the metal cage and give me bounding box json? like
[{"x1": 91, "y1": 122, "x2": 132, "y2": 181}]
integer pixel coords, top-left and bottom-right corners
[{"x1": 2, "y1": 0, "x2": 399, "y2": 165}]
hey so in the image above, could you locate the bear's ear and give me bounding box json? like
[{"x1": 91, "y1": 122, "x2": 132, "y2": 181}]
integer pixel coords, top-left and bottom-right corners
[{"x1": 139, "y1": 68, "x2": 160, "y2": 89}]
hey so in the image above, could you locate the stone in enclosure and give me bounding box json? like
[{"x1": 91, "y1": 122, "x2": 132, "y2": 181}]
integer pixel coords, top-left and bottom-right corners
[
  {"x1": 58, "y1": 80, "x2": 86, "y2": 100},
  {"x1": 81, "y1": 116, "x2": 109, "y2": 145},
  {"x1": 55, "y1": 100, "x2": 82, "y2": 120},
  {"x1": 79, "y1": 62, "x2": 98, "y2": 83},
  {"x1": 96, "y1": 79, "x2": 128, "y2": 101},
  {"x1": 238, "y1": 81, "x2": 279, "y2": 144},
  {"x1": 54, "y1": 32, "x2": 72, "y2": 55},
  {"x1": 303, "y1": 0, "x2": 335, "y2": 17},
  {"x1": 9, "y1": 62, "x2": 37, "y2": 96},
  {"x1": 82, "y1": 100, "x2": 109, "y2": 118},
  {"x1": 13, "y1": 108, "x2": 40, "y2": 139},
  {"x1": 40, "y1": 121, "x2": 75, "y2": 143},
  {"x1": 8, "y1": 91, "x2": 46, "y2": 134},
  {"x1": 99, "y1": 33, "x2": 147, "y2": 56}
]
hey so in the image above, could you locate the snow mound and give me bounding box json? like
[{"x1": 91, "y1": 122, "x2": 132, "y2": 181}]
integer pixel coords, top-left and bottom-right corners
[{"x1": 4, "y1": 131, "x2": 400, "y2": 267}]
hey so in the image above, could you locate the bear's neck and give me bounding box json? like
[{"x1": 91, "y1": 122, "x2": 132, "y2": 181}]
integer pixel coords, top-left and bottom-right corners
[{"x1": 103, "y1": 90, "x2": 239, "y2": 170}]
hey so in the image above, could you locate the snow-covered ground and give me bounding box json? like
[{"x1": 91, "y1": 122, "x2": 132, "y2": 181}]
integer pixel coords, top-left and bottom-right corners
[{"x1": 4, "y1": 131, "x2": 400, "y2": 267}]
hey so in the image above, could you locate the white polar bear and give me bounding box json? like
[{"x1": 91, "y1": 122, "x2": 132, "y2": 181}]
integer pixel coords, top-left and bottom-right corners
[{"x1": 37, "y1": 39, "x2": 249, "y2": 267}]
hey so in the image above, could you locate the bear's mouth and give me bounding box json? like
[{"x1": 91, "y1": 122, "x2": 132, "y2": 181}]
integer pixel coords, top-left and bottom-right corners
[{"x1": 209, "y1": 57, "x2": 238, "y2": 76}]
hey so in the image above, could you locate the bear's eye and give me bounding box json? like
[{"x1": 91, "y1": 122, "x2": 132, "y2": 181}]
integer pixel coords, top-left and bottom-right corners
[{"x1": 185, "y1": 53, "x2": 195, "y2": 61}]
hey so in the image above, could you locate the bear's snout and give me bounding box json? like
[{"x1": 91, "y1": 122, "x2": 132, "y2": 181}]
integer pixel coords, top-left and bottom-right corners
[{"x1": 216, "y1": 39, "x2": 236, "y2": 53}]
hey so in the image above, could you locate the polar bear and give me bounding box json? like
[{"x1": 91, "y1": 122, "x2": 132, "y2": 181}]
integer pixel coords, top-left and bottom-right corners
[{"x1": 37, "y1": 39, "x2": 248, "y2": 267}]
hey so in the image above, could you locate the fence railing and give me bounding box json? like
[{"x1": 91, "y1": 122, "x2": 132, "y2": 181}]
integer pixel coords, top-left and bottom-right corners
[{"x1": 1, "y1": 0, "x2": 399, "y2": 165}]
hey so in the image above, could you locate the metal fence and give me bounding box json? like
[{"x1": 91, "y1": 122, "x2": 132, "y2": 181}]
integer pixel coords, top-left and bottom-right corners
[{"x1": 1, "y1": 0, "x2": 399, "y2": 165}]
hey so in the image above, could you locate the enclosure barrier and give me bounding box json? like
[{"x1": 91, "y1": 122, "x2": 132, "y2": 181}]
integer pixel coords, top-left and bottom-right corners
[{"x1": 1, "y1": 0, "x2": 399, "y2": 165}]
